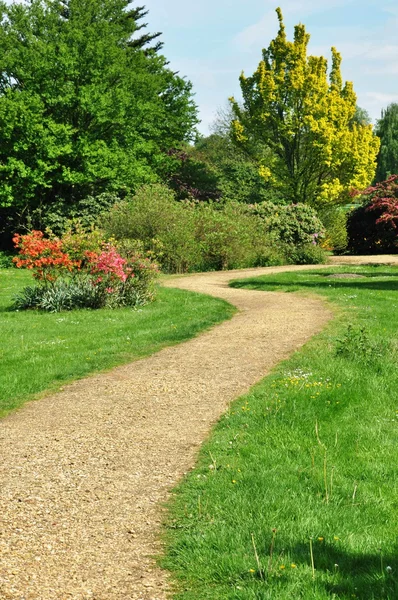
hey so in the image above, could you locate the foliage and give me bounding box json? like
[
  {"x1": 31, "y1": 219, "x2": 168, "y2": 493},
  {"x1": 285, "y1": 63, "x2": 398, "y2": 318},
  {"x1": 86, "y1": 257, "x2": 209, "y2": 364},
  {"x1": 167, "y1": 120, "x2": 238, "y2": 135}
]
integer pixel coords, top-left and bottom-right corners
[
  {"x1": 375, "y1": 103, "x2": 398, "y2": 183},
  {"x1": 0, "y1": 269, "x2": 235, "y2": 417},
  {"x1": 335, "y1": 324, "x2": 387, "y2": 364},
  {"x1": 0, "y1": 251, "x2": 14, "y2": 268},
  {"x1": 230, "y1": 8, "x2": 380, "y2": 206},
  {"x1": 193, "y1": 202, "x2": 266, "y2": 271},
  {"x1": 13, "y1": 277, "x2": 107, "y2": 312},
  {"x1": 164, "y1": 266, "x2": 398, "y2": 600},
  {"x1": 166, "y1": 147, "x2": 222, "y2": 201},
  {"x1": 0, "y1": 0, "x2": 197, "y2": 226},
  {"x1": 12, "y1": 229, "x2": 159, "y2": 310},
  {"x1": 101, "y1": 184, "x2": 200, "y2": 273},
  {"x1": 352, "y1": 105, "x2": 372, "y2": 126},
  {"x1": 169, "y1": 134, "x2": 281, "y2": 205},
  {"x1": 318, "y1": 207, "x2": 348, "y2": 254},
  {"x1": 347, "y1": 175, "x2": 398, "y2": 253},
  {"x1": 101, "y1": 184, "x2": 328, "y2": 272},
  {"x1": 245, "y1": 202, "x2": 324, "y2": 246},
  {"x1": 32, "y1": 192, "x2": 121, "y2": 236},
  {"x1": 113, "y1": 242, "x2": 160, "y2": 305},
  {"x1": 60, "y1": 222, "x2": 105, "y2": 264},
  {"x1": 12, "y1": 230, "x2": 79, "y2": 282},
  {"x1": 365, "y1": 175, "x2": 398, "y2": 229},
  {"x1": 284, "y1": 243, "x2": 327, "y2": 265}
]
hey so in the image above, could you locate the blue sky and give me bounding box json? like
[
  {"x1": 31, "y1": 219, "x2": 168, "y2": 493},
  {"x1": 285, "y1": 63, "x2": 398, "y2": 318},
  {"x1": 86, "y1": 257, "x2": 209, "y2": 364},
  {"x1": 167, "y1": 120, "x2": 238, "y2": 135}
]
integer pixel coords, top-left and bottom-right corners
[{"x1": 143, "y1": 0, "x2": 398, "y2": 134}]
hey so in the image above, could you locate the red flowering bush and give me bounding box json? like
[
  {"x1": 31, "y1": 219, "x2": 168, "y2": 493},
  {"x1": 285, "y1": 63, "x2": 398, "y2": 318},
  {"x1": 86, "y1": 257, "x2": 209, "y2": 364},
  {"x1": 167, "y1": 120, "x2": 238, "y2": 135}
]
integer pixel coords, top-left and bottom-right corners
[
  {"x1": 365, "y1": 175, "x2": 398, "y2": 229},
  {"x1": 347, "y1": 175, "x2": 398, "y2": 254},
  {"x1": 12, "y1": 231, "x2": 80, "y2": 282},
  {"x1": 12, "y1": 230, "x2": 159, "y2": 311}
]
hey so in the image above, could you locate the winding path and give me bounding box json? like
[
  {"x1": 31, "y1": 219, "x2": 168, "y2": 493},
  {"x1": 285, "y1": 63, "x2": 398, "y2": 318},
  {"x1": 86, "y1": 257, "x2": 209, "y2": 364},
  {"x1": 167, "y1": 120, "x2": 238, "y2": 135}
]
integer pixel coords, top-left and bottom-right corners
[{"x1": 1, "y1": 259, "x2": 396, "y2": 599}]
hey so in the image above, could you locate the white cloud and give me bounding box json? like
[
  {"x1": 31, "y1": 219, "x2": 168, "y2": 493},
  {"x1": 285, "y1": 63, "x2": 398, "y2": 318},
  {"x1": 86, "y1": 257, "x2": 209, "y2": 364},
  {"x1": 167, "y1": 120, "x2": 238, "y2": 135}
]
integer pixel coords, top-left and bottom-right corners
[
  {"x1": 365, "y1": 92, "x2": 398, "y2": 104},
  {"x1": 366, "y1": 44, "x2": 398, "y2": 60},
  {"x1": 359, "y1": 92, "x2": 398, "y2": 122},
  {"x1": 234, "y1": 9, "x2": 279, "y2": 52},
  {"x1": 234, "y1": 0, "x2": 353, "y2": 52}
]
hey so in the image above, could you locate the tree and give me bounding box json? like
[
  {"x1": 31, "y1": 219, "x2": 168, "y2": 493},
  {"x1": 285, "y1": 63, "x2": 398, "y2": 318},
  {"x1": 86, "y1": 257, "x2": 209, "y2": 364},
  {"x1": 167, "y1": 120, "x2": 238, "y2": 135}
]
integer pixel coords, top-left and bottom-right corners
[
  {"x1": 193, "y1": 133, "x2": 281, "y2": 204},
  {"x1": 375, "y1": 103, "x2": 398, "y2": 183},
  {"x1": 166, "y1": 100, "x2": 283, "y2": 205},
  {"x1": 0, "y1": 0, "x2": 197, "y2": 224},
  {"x1": 352, "y1": 106, "x2": 372, "y2": 126},
  {"x1": 229, "y1": 8, "x2": 380, "y2": 207}
]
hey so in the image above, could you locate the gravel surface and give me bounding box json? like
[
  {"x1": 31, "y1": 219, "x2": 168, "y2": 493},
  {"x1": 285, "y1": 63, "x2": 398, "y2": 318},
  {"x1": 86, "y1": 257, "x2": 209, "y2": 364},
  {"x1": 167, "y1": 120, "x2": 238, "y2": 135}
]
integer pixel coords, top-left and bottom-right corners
[{"x1": 1, "y1": 259, "x2": 396, "y2": 599}]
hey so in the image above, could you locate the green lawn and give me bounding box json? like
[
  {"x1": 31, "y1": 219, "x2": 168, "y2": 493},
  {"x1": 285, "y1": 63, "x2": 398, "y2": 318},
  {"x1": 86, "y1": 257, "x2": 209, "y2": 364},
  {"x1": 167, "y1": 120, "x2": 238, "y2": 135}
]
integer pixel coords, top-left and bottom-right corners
[
  {"x1": 163, "y1": 265, "x2": 398, "y2": 600},
  {"x1": 0, "y1": 269, "x2": 235, "y2": 417}
]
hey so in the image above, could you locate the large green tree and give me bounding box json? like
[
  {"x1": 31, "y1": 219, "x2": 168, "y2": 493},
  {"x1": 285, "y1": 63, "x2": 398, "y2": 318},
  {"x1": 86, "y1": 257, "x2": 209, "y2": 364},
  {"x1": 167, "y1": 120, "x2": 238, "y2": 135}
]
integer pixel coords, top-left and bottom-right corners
[
  {"x1": 375, "y1": 103, "x2": 398, "y2": 182},
  {"x1": 0, "y1": 0, "x2": 197, "y2": 220},
  {"x1": 230, "y1": 8, "x2": 379, "y2": 206}
]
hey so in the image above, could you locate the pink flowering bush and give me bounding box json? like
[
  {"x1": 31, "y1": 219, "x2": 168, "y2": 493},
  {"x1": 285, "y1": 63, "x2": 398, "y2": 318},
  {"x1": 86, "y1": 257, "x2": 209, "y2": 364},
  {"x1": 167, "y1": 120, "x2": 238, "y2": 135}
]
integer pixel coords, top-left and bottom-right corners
[{"x1": 13, "y1": 230, "x2": 159, "y2": 312}]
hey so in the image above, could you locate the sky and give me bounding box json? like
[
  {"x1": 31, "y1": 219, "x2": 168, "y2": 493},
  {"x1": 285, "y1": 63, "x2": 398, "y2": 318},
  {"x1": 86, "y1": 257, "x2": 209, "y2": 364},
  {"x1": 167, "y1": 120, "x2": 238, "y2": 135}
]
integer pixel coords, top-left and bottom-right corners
[{"x1": 142, "y1": 0, "x2": 398, "y2": 134}]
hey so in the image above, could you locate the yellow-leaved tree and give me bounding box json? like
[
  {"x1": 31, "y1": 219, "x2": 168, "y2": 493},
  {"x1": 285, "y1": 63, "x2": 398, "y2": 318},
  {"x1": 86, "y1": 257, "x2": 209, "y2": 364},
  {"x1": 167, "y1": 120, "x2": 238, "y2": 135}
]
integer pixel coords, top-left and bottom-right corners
[{"x1": 230, "y1": 8, "x2": 380, "y2": 206}]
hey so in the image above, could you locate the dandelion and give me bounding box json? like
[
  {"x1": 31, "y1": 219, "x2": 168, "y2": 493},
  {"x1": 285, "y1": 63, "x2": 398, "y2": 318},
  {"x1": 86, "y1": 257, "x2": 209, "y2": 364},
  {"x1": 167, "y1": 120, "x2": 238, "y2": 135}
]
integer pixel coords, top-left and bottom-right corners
[
  {"x1": 232, "y1": 480, "x2": 237, "y2": 484},
  {"x1": 279, "y1": 565, "x2": 285, "y2": 570},
  {"x1": 318, "y1": 537, "x2": 324, "y2": 542},
  {"x1": 291, "y1": 563, "x2": 297, "y2": 569},
  {"x1": 249, "y1": 569, "x2": 255, "y2": 573}
]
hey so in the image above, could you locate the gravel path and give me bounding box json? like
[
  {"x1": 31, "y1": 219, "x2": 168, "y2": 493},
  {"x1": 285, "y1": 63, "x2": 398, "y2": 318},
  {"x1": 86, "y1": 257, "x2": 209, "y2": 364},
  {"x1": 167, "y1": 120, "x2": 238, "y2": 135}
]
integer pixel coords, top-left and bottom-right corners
[{"x1": 1, "y1": 259, "x2": 397, "y2": 600}]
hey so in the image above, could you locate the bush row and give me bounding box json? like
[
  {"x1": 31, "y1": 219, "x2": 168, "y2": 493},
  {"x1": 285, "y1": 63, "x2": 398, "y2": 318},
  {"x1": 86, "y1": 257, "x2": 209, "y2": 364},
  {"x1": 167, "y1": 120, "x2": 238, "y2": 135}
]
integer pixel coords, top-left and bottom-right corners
[{"x1": 100, "y1": 184, "x2": 327, "y2": 273}]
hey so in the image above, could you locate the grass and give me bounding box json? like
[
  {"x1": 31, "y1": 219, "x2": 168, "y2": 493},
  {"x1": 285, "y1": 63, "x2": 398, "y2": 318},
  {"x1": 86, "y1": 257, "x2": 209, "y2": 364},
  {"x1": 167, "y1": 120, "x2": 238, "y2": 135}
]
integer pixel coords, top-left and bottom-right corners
[
  {"x1": 162, "y1": 265, "x2": 398, "y2": 600},
  {"x1": 0, "y1": 269, "x2": 235, "y2": 418}
]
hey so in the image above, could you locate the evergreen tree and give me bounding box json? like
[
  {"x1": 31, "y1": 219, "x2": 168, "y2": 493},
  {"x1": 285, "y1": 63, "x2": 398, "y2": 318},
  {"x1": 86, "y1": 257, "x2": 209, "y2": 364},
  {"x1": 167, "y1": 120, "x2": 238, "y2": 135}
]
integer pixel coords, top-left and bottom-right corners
[{"x1": 375, "y1": 103, "x2": 398, "y2": 182}]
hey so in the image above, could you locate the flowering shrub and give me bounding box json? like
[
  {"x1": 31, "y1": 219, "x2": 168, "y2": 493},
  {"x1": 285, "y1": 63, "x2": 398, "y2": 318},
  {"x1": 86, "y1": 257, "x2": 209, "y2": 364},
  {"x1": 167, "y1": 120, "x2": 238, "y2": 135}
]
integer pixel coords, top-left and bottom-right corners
[
  {"x1": 347, "y1": 175, "x2": 398, "y2": 253},
  {"x1": 60, "y1": 222, "x2": 105, "y2": 266},
  {"x1": 88, "y1": 245, "x2": 128, "y2": 285},
  {"x1": 12, "y1": 231, "x2": 79, "y2": 282},
  {"x1": 12, "y1": 230, "x2": 159, "y2": 311},
  {"x1": 366, "y1": 175, "x2": 398, "y2": 229}
]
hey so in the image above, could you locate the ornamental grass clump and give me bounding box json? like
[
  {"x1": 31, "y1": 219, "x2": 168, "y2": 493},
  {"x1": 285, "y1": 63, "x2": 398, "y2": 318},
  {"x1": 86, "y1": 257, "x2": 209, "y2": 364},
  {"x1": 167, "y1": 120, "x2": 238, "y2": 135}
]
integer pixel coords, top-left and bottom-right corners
[{"x1": 12, "y1": 229, "x2": 159, "y2": 312}]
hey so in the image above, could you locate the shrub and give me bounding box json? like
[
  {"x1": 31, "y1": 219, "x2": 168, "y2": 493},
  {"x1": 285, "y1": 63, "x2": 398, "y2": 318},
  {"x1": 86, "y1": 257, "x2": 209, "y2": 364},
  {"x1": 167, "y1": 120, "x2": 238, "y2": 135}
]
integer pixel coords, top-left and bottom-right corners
[
  {"x1": 12, "y1": 230, "x2": 159, "y2": 312},
  {"x1": 101, "y1": 185, "x2": 327, "y2": 273},
  {"x1": 252, "y1": 246, "x2": 287, "y2": 267},
  {"x1": 30, "y1": 192, "x2": 120, "y2": 236},
  {"x1": 101, "y1": 184, "x2": 200, "y2": 273},
  {"x1": 245, "y1": 202, "x2": 327, "y2": 265},
  {"x1": 60, "y1": 222, "x2": 105, "y2": 265},
  {"x1": 284, "y1": 243, "x2": 327, "y2": 265},
  {"x1": 319, "y1": 207, "x2": 348, "y2": 254},
  {"x1": 245, "y1": 202, "x2": 325, "y2": 247},
  {"x1": 193, "y1": 202, "x2": 259, "y2": 270},
  {"x1": 12, "y1": 285, "x2": 45, "y2": 310},
  {"x1": 12, "y1": 230, "x2": 79, "y2": 282},
  {"x1": 102, "y1": 185, "x2": 289, "y2": 272},
  {"x1": 0, "y1": 251, "x2": 14, "y2": 268},
  {"x1": 114, "y1": 243, "x2": 159, "y2": 305},
  {"x1": 347, "y1": 175, "x2": 398, "y2": 254}
]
